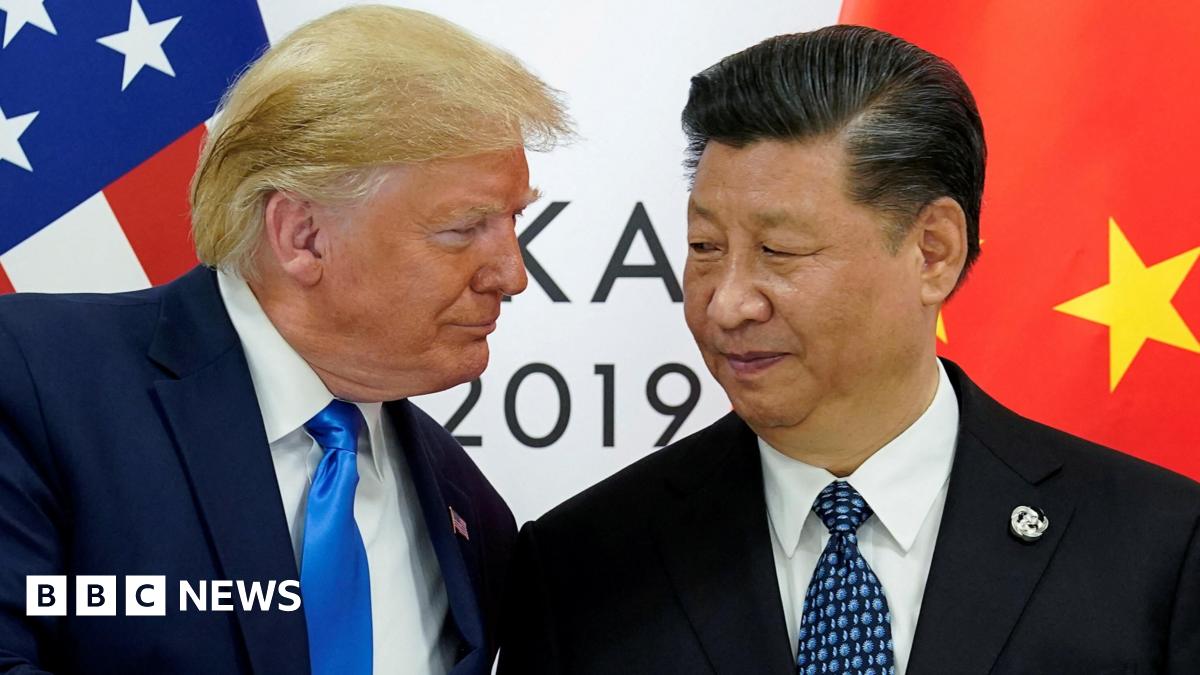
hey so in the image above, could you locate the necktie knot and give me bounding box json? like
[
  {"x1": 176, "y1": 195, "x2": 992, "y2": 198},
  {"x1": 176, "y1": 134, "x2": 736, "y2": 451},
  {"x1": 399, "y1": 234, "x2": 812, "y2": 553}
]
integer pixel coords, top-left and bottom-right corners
[
  {"x1": 304, "y1": 399, "x2": 362, "y2": 455},
  {"x1": 812, "y1": 480, "x2": 874, "y2": 534}
]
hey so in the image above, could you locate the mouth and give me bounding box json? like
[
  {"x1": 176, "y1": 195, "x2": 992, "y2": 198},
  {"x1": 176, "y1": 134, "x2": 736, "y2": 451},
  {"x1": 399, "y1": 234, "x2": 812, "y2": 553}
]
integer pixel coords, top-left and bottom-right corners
[
  {"x1": 722, "y1": 351, "x2": 787, "y2": 376},
  {"x1": 452, "y1": 315, "x2": 500, "y2": 336}
]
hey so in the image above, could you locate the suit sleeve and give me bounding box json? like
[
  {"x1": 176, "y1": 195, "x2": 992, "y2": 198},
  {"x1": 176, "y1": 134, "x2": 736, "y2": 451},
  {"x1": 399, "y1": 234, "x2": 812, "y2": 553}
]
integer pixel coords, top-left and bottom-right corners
[
  {"x1": 497, "y1": 520, "x2": 562, "y2": 675},
  {"x1": 0, "y1": 318, "x2": 61, "y2": 674},
  {"x1": 1167, "y1": 512, "x2": 1200, "y2": 672}
]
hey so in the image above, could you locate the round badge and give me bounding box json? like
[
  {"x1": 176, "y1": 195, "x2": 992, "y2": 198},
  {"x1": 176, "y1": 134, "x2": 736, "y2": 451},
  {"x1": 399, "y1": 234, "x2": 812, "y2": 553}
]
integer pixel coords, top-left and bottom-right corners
[{"x1": 1010, "y1": 505, "x2": 1049, "y2": 542}]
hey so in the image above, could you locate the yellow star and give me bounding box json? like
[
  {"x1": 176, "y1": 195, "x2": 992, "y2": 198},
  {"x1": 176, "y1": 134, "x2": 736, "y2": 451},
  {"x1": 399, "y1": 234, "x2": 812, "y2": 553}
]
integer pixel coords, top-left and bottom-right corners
[{"x1": 1054, "y1": 217, "x2": 1200, "y2": 391}]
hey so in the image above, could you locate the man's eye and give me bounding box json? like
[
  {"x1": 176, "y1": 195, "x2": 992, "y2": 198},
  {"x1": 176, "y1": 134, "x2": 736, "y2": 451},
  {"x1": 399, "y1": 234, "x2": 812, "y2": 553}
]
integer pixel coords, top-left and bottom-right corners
[
  {"x1": 434, "y1": 222, "x2": 483, "y2": 245},
  {"x1": 451, "y1": 222, "x2": 484, "y2": 236},
  {"x1": 689, "y1": 242, "x2": 717, "y2": 253},
  {"x1": 763, "y1": 245, "x2": 813, "y2": 257}
]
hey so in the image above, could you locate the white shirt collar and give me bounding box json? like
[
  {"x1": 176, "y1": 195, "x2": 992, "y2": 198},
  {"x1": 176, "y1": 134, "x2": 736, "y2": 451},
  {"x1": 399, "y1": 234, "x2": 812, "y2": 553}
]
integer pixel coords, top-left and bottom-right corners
[
  {"x1": 217, "y1": 270, "x2": 385, "y2": 478},
  {"x1": 759, "y1": 359, "x2": 959, "y2": 556}
]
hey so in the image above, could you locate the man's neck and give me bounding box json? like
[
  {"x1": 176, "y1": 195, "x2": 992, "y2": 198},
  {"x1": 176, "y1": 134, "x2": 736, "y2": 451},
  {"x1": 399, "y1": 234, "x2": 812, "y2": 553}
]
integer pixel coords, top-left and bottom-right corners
[{"x1": 755, "y1": 358, "x2": 941, "y2": 477}]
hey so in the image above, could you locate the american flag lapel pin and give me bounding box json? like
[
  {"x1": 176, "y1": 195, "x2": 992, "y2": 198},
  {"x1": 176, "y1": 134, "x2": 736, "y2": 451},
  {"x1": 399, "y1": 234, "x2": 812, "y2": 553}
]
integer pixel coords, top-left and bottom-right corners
[{"x1": 449, "y1": 506, "x2": 469, "y2": 541}]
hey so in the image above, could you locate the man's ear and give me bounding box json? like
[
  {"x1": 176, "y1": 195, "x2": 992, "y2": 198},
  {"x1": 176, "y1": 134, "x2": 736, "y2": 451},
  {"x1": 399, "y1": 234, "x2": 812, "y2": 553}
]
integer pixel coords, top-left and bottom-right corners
[
  {"x1": 263, "y1": 191, "x2": 324, "y2": 287},
  {"x1": 916, "y1": 196, "x2": 968, "y2": 306}
]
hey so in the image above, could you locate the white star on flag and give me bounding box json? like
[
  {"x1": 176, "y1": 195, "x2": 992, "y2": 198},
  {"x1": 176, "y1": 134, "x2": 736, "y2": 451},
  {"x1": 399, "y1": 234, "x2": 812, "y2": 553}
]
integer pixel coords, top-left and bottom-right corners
[
  {"x1": 0, "y1": 105, "x2": 38, "y2": 171},
  {"x1": 96, "y1": 0, "x2": 182, "y2": 91},
  {"x1": 0, "y1": 0, "x2": 57, "y2": 48}
]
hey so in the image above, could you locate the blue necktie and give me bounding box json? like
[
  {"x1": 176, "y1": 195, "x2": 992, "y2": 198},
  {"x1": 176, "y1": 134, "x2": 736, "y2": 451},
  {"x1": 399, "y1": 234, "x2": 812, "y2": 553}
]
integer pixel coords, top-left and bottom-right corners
[
  {"x1": 796, "y1": 481, "x2": 895, "y2": 675},
  {"x1": 301, "y1": 400, "x2": 373, "y2": 675}
]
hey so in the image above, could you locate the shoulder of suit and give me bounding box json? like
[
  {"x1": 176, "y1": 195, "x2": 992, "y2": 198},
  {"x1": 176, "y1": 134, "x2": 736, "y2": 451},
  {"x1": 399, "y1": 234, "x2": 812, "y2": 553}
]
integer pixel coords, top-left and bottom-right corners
[
  {"x1": 0, "y1": 287, "x2": 167, "y2": 393},
  {"x1": 534, "y1": 412, "x2": 748, "y2": 532},
  {"x1": 943, "y1": 359, "x2": 1200, "y2": 515},
  {"x1": 968, "y1": 389, "x2": 1200, "y2": 515},
  {"x1": 1043, "y1": 420, "x2": 1198, "y2": 505},
  {"x1": 0, "y1": 284, "x2": 164, "y2": 347}
]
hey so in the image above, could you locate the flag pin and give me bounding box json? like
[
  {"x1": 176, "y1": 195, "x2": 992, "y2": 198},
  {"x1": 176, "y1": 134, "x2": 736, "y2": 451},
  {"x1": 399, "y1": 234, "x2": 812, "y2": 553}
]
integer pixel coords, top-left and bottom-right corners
[
  {"x1": 450, "y1": 507, "x2": 470, "y2": 541},
  {"x1": 1009, "y1": 505, "x2": 1049, "y2": 542}
]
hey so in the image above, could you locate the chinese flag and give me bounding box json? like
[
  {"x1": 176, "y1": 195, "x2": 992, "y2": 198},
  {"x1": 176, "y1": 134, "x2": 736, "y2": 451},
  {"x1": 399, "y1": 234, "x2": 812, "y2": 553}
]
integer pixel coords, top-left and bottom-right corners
[{"x1": 839, "y1": 1, "x2": 1200, "y2": 479}]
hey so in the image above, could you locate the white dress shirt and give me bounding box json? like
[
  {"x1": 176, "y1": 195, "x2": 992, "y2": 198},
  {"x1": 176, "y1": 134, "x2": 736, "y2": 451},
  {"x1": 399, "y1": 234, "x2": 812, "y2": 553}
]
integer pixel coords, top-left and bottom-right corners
[
  {"x1": 758, "y1": 360, "x2": 958, "y2": 675},
  {"x1": 218, "y1": 271, "x2": 456, "y2": 675}
]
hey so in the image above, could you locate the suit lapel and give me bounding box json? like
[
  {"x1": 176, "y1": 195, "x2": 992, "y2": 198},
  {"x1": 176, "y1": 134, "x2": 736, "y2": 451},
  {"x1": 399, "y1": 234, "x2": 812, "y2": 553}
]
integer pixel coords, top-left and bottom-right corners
[
  {"x1": 149, "y1": 267, "x2": 308, "y2": 675},
  {"x1": 909, "y1": 362, "x2": 1075, "y2": 674},
  {"x1": 387, "y1": 399, "x2": 486, "y2": 675},
  {"x1": 653, "y1": 414, "x2": 795, "y2": 675}
]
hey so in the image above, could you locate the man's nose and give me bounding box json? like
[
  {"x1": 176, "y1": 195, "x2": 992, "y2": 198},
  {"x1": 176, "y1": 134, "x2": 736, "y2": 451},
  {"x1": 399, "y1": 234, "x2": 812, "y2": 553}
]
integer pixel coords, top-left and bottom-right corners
[
  {"x1": 707, "y1": 261, "x2": 770, "y2": 330},
  {"x1": 474, "y1": 223, "x2": 529, "y2": 297}
]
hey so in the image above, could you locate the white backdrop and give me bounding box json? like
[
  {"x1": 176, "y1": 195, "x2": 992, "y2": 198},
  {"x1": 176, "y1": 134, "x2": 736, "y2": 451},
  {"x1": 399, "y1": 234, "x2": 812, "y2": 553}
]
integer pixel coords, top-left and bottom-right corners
[{"x1": 247, "y1": 1, "x2": 844, "y2": 522}]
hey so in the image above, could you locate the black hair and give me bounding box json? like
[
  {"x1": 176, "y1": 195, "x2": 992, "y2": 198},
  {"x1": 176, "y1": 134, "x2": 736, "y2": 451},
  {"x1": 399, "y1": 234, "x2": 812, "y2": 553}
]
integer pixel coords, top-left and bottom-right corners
[{"x1": 682, "y1": 25, "x2": 985, "y2": 277}]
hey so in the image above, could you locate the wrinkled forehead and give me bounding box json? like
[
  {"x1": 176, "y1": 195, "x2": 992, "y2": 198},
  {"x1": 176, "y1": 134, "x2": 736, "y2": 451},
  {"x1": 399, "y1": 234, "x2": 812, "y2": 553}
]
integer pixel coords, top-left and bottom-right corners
[
  {"x1": 686, "y1": 138, "x2": 863, "y2": 231},
  {"x1": 358, "y1": 152, "x2": 539, "y2": 225}
]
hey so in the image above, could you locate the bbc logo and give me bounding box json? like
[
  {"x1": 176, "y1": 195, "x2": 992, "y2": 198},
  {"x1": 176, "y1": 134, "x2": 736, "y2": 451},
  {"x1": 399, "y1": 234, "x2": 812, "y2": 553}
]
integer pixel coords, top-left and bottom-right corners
[
  {"x1": 27, "y1": 575, "x2": 166, "y2": 616},
  {"x1": 27, "y1": 576, "x2": 302, "y2": 615}
]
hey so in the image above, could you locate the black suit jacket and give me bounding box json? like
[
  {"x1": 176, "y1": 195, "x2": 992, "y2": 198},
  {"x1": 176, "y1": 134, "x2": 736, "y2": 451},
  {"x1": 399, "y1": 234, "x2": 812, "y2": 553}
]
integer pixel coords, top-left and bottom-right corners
[
  {"x1": 0, "y1": 266, "x2": 516, "y2": 674},
  {"x1": 499, "y1": 360, "x2": 1200, "y2": 674}
]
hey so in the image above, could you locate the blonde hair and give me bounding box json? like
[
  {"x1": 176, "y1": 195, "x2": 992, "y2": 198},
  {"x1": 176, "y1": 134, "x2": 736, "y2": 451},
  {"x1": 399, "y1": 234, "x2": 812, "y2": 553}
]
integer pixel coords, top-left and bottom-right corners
[{"x1": 190, "y1": 5, "x2": 571, "y2": 277}]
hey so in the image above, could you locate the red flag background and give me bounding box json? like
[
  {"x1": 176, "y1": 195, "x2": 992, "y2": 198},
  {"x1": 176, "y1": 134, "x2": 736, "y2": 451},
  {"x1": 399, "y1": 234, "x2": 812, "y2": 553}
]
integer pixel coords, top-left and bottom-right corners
[{"x1": 840, "y1": 1, "x2": 1200, "y2": 479}]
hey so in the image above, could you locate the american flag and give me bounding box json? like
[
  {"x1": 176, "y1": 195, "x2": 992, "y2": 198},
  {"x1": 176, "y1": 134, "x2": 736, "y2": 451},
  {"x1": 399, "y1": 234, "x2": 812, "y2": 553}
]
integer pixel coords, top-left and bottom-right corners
[
  {"x1": 0, "y1": 0, "x2": 269, "y2": 294},
  {"x1": 449, "y1": 507, "x2": 469, "y2": 541}
]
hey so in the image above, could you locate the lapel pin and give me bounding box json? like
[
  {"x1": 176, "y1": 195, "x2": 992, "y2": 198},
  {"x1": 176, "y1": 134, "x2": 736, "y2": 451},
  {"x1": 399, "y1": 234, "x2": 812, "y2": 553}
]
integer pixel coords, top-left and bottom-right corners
[
  {"x1": 1010, "y1": 505, "x2": 1049, "y2": 542},
  {"x1": 449, "y1": 506, "x2": 470, "y2": 541}
]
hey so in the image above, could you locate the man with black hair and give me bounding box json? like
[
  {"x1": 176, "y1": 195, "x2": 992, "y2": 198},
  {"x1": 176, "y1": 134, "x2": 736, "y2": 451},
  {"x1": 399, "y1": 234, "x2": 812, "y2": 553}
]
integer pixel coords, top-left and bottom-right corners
[{"x1": 500, "y1": 25, "x2": 1200, "y2": 674}]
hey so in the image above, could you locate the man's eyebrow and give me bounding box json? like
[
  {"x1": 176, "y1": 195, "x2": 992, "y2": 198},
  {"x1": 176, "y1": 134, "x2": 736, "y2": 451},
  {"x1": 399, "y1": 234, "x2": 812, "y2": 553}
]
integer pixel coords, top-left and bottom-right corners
[
  {"x1": 688, "y1": 198, "x2": 718, "y2": 223},
  {"x1": 437, "y1": 187, "x2": 543, "y2": 223},
  {"x1": 752, "y1": 209, "x2": 800, "y2": 229},
  {"x1": 689, "y1": 200, "x2": 799, "y2": 230},
  {"x1": 518, "y1": 187, "x2": 543, "y2": 211}
]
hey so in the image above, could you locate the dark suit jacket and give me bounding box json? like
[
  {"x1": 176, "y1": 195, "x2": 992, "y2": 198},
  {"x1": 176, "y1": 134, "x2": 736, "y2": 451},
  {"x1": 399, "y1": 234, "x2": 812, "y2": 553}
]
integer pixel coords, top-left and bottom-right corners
[
  {"x1": 0, "y1": 266, "x2": 516, "y2": 675},
  {"x1": 499, "y1": 360, "x2": 1200, "y2": 674}
]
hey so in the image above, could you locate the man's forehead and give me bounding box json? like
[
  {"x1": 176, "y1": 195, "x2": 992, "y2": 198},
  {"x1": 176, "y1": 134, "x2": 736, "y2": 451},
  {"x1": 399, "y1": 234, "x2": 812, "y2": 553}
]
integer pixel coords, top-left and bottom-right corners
[
  {"x1": 688, "y1": 139, "x2": 859, "y2": 228},
  {"x1": 688, "y1": 195, "x2": 810, "y2": 231},
  {"x1": 694, "y1": 137, "x2": 849, "y2": 194}
]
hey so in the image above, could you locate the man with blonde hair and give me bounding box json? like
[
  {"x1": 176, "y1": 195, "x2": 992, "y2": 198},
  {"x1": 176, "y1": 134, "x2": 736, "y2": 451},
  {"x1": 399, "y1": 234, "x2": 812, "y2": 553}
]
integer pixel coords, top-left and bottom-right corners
[{"x1": 0, "y1": 6, "x2": 569, "y2": 675}]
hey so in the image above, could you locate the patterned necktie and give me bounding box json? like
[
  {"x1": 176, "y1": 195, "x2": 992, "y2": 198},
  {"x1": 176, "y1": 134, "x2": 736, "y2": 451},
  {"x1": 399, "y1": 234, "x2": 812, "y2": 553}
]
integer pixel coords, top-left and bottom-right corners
[
  {"x1": 301, "y1": 400, "x2": 373, "y2": 675},
  {"x1": 796, "y1": 481, "x2": 895, "y2": 675}
]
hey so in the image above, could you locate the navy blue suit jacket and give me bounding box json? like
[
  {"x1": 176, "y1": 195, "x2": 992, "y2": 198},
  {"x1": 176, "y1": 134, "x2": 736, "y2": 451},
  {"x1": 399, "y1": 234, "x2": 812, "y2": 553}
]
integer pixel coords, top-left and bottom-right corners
[{"x1": 0, "y1": 266, "x2": 516, "y2": 674}]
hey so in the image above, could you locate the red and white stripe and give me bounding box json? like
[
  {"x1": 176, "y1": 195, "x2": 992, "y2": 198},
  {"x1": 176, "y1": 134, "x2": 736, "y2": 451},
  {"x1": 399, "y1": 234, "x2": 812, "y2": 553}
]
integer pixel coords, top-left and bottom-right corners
[{"x1": 0, "y1": 122, "x2": 209, "y2": 294}]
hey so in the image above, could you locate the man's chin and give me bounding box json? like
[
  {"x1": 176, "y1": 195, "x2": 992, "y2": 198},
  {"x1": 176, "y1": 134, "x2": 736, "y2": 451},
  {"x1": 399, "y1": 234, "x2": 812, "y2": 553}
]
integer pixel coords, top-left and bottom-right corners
[
  {"x1": 729, "y1": 396, "x2": 807, "y2": 431},
  {"x1": 462, "y1": 342, "x2": 490, "y2": 378},
  {"x1": 435, "y1": 345, "x2": 490, "y2": 392},
  {"x1": 367, "y1": 348, "x2": 489, "y2": 400}
]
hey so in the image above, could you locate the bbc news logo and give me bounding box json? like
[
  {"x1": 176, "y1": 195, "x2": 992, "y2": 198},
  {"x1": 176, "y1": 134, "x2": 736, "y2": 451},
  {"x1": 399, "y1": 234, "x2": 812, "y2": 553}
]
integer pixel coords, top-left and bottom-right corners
[{"x1": 27, "y1": 576, "x2": 301, "y2": 616}]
